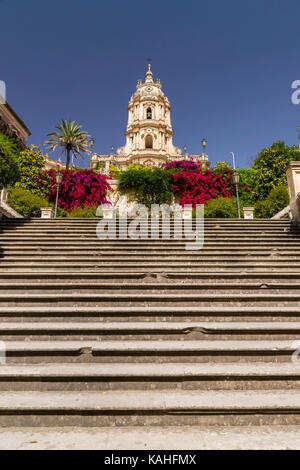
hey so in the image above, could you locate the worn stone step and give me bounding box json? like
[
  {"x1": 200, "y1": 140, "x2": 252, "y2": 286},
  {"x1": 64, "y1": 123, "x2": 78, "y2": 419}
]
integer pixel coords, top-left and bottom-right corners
[
  {"x1": 0, "y1": 390, "x2": 300, "y2": 426},
  {"x1": 0, "y1": 363, "x2": 299, "y2": 391},
  {"x1": 1, "y1": 320, "x2": 300, "y2": 341},
  {"x1": 0, "y1": 320, "x2": 299, "y2": 335},
  {"x1": 2, "y1": 263, "x2": 300, "y2": 273},
  {"x1": 1, "y1": 339, "x2": 298, "y2": 364},
  {"x1": 1, "y1": 292, "x2": 300, "y2": 307},
  {"x1": 6, "y1": 252, "x2": 300, "y2": 259},
  {"x1": 1, "y1": 233, "x2": 298, "y2": 239},
  {"x1": 4, "y1": 254, "x2": 300, "y2": 262},
  {"x1": 2, "y1": 282, "x2": 300, "y2": 295},
  {"x1": 0, "y1": 305, "x2": 299, "y2": 322},
  {"x1": 0, "y1": 271, "x2": 299, "y2": 281},
  {"x1": 3, "y1": 245, "x2": 300, "y2": 252},
  {"x1": 1, "y1": 425, "x2": 299, "y2": 449},
  {"x1": 2, "y1": 240, "x2": 300, "y2": 247}
]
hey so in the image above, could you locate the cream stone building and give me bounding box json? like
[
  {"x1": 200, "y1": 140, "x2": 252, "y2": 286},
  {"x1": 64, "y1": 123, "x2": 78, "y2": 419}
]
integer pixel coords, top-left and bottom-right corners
[
  {"x1": 90, "y1": 64, "x2": 209, "y2": 171},
  {"x1": 0, "y1": 102, "x2": 31, "y2": 148}
]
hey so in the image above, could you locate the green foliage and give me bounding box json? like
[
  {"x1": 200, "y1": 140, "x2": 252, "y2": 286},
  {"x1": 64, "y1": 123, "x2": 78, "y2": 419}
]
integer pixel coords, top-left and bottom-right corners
[
  {"x1": 14, "y1": 145, "x2": 50, "y2": 196},
  {"x1": 212, "y1": 161, "x2": 232, "y2": 174},
  {"x1": 8, "y1": 187, "x2": 48, "y2": 217},
  {"x1": 237, "y1": 168, "x2": 256, "y2": 206},
  {"x1": 109, "y1": 164, "x2": 120, "y2": 178},
  {"x1": 117, "y1": 166, "x2": 173, "y2": 208},
  {"x1": 204, "y1": 197, "x2": 241, "y2": 218},
  {"x1": 48, "y1": 204, "x2": 68, "y2": 218},
  {"x1": 68, "y1": 205, "x2": 98, "y2": 218},
  {"x1": 94, "y1": 162, "x2": 105, "y2": 172},
  {"x1": 45, "y1": 120, "x2": 94, "y2": 170},
  {"x1": 254, "y1": 185, "x2": 289, "y2": 218},
  {"x1": 252, "y1": 141, "x2": 300, "y2": 201},
  {"x1": 0, "y1": 134, "x2": 20, "y2": 189}
]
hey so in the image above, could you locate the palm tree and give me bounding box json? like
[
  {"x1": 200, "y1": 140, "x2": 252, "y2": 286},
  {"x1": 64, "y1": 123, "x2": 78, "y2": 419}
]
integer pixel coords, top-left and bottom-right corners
[{"x1": 45, "y1": 120, "x2": 94, "y2": 170}]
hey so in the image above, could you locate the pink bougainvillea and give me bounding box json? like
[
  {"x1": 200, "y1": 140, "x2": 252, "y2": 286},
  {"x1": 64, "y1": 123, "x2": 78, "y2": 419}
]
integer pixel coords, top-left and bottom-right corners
[
  {"x1": 40, "y1": 169, "x2": 111, "y2": 212},
  {"x1": 165, "y1": 161, "x2": 244, "y2": 208},
  {"x1": 164, "y1": 160, "x2": 202, "y2": 171},
  {"x1": 172, "y1": 169, "x2": 235, "y2": 207}
]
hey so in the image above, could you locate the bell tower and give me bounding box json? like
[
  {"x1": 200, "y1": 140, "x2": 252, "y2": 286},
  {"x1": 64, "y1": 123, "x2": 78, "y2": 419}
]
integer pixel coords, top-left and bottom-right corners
[
  {"x1": 117, "y1": 63, "x2": 182, "y2": 165},
  {"x1": 90, "y1": 63, "x2": 210, "y2": 171}
]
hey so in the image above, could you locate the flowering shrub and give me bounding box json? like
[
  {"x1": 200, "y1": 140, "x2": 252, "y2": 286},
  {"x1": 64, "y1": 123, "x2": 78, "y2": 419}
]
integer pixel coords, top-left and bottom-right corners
[
  {"x1": 42, "y1": 169, "x2": 111, "y2": 212},
  {"x1": 164, "y1": 159, "x2": 251, "y2": 208},
  {"x1": 172, "y1": 169, "x2": 235, "y2": 207},
  {"x1": 164, "y1": 160, "x2": 202, "y2": 172}
]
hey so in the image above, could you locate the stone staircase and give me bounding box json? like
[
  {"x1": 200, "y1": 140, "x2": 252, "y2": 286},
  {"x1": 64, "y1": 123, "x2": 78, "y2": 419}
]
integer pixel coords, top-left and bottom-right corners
[{"x1": 1, "y1": 217, "x2": 300, "y2": 448}]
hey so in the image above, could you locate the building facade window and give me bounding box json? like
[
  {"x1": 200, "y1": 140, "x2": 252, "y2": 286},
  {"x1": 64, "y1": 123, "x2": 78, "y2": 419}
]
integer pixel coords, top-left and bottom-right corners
[
  {"x1": 145, "y1": 134, "x2": 153, "y2": 149},
  {"x1": 146, "y1": 107, "x2": 152, "y2": 119}
]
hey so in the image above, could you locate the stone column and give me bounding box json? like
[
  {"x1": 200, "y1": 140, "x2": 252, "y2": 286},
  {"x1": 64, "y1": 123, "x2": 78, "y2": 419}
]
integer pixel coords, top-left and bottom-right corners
[{"x1": 286, "y1": 161, "x2": 300, "y2": 223}]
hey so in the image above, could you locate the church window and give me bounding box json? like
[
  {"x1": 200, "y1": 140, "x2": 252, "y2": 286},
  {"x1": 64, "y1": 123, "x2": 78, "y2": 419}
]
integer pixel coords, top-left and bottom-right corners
[
  {"x1": 145, "y1": 135, "x2": 153, "y2": 149},
  {"x1": 146, "y1": 108, "x2": 152, "y2": 119}
]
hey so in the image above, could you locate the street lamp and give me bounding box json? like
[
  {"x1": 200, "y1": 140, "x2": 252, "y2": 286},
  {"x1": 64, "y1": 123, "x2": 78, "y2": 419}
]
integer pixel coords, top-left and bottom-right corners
[
  {"x1": 183, "y1": 145, "x2": 188, "y2": 160},
  {"x1": 54, "y1": 171, "x2": 63, "y2": 218},
  {"x1": 232, "y1": 170, "x2": 241, "y2": 219}
]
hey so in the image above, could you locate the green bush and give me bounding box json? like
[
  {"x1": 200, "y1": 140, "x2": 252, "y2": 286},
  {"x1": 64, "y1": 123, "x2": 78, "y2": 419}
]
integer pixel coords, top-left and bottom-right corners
[
  {"x1": 68, "y1": 205, "x2": 98, "y2": 218},
  {"x1": 14, "y1": 145, "x2": 50, "y2": 196},
  {"x1": 252, "y1": 142, "x2": 300, "y2": 201},
  {"x1": 118, "y1": 166, "x2": 173, "y2": 208},
  {"x1": 254, "y1": 185, "x2": 289, "y2": 218},
  {"x1": 237, "y1": 168, "x2": 255, "y2": 206},
  {"x1": 8, "y1": 187, "x2": 48, "y2": 217},
  {"x1": 0, "y1": 134, "x2": 20, "y2": 189},
  {"x1": 49, "y1": 205, "x2": 68, "y2": 218},
  {"x1": 204, "y1": 197, "x2": 241, "y2": 218}
]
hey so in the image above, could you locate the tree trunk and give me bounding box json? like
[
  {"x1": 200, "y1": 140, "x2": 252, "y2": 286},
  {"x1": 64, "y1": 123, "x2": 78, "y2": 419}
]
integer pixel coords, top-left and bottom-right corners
[{"x1": 66, "y1": 148, "x2": 70, "y2": 171}]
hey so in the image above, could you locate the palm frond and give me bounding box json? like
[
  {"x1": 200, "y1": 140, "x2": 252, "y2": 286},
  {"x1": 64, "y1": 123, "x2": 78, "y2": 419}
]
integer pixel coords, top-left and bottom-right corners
[{"x1": 45, "y1": 119, "x2": 94, "y2": 168}]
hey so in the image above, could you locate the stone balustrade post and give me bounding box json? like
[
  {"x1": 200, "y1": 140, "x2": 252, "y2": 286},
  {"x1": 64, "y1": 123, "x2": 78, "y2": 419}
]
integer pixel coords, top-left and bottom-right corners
[
  {"x1": 243, "y1": 207, "x2": 254, "y2": 219},
  {"x1": 41, "y1": 207, "x2": 54, "y2": 219}
]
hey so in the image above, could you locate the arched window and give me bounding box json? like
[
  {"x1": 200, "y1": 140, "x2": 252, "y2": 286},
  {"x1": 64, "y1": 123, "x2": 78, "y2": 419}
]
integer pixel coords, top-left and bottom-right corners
[
  {"x1": 146, "y1": 107, "x2": 152, "y2": 119},
  {"x1": 145, "y1": 135, "x2": 153, "y2": 149}
]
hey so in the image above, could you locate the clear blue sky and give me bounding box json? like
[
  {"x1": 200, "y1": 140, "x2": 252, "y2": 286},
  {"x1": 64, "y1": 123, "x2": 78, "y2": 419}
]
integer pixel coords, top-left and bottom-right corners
[{"x1": 1, "y1": 0, "x2": 300, "y2": 168}]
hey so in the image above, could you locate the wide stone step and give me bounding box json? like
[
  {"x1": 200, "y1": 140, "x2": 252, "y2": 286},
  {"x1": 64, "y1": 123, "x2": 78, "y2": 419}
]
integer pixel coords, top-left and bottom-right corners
[
  {"x1": 2, "y1": 240, "x2": 300, "y2": 247},
  {"x1": 0, "y1": 271, "x2": 299, "y2": 281},
  {"x1": 2, "y1": 262, "x2": 300, "y2": 273},
  {"x1": 2, "y1": 281, "x2": 300, "y2": 295},
  {"x1": 1, "y1": 390, "x2": 300, "y2": 426},
  {"x1": 0, "y1": 362, "x2": 299, "y2": 391},
  {"x1": 6, "y1": 252, "x2": 300, "y2": 259},
  {"x1": 4, "y1": 254, "x2": 300, "y2": 261},
  {"x1": 1, "y1": 425, "x2": 299, "y2": 450},
  {"x1": 0, "y1": 305, "x2": 299, "y2": 322},
  {"x1": 0, "y1": 320, "x2": 300, "y2": 339},
  {"x1": 1, "y1": 292, "x2": 300, "y2": 307},
  {"x1": 2, "y1": 245, "x2": 300, "y2": 253},
  {"x1": 0, "y1": 320, "x2": 299, "y2": 342},
  {"x1": 1, "y1": 234, "x2": 299, "y2": 241},
  {"x1": 2, "y1": 339, "x2": 298, "y2": 364}
]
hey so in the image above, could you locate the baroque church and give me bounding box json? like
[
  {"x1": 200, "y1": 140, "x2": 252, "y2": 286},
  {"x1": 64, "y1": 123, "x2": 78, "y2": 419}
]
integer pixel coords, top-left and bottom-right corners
[{"x1": 90, "y1": 64, "x2": 209, "y2": 170}]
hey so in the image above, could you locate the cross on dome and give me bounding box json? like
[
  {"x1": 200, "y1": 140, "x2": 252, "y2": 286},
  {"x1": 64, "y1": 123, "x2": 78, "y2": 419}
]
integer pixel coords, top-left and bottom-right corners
[{"x1": 145, "y1": 63, "x2": 153, "y2": 83}]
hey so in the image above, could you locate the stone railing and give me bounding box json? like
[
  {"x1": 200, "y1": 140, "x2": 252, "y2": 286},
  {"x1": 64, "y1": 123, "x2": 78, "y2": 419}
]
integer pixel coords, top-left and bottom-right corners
[
  {"x1": 0, "y1": 188, "x2": 23, "y2": 218},
  {"x1": 0, "y1": 189, "x2": 8, "y2": 204},
  {"x1": 286, "y1": 162, "x2": 300, "y2": 223}
]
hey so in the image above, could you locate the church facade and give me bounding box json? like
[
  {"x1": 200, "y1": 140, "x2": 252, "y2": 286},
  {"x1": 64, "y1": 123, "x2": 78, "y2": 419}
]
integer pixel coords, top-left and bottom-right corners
[{"x1": 90, "y1": 64, "x2": 209, "y2": 171}]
